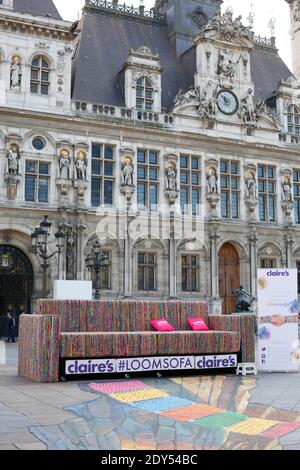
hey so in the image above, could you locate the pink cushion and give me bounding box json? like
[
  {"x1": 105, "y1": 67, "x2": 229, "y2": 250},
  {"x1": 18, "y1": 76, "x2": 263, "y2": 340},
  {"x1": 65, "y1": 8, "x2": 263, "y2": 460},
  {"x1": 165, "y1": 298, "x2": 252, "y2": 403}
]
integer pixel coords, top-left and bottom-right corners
[
  {"x1": 150, "y1": 319, "x2": 175, "y2": 332},
  {"x1": 187, "y1": 318, "x2": 209, "y2": 331}
]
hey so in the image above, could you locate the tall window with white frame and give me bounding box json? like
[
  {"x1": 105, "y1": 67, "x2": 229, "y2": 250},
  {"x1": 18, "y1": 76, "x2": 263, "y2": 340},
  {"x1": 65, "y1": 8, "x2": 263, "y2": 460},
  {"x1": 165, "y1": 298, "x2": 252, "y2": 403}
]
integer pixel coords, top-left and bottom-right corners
[
  {"x1": 91, "y1": 144, "x2": 115, "y2": 207},
  {"x1": 138, "y1": 252, "x2": 156, "y2": 292},
  {"x1": 294, "y1": 169, "x2": 300, "y2": 224},
  {"x1": 30, "y1": 56, "x2": 50, "y2": 95},
  {"x1": 136, "y1": 77, "x2": 153, "y2": 110},
  {"x1": 25, "y1": 161, "x2": 50, "y2": 203},
  {"x1": 287, "y1": 105, "x2": 300, "y2": 135},
  {"x1": 181, "y1": 255, "x2": 200, "y2": 293},
  {"x1": 137, "y1": 149, "x2": 159, "y2": 211},
  {"x1": 258, "y1": 165, "x2": 276, "y2": 222},
  {"x1": 180, "y1": 154, "x2": 201, "y2": 215},
  {"x1": 220, "y1": 161, "x2": 240, "y2": 219}
]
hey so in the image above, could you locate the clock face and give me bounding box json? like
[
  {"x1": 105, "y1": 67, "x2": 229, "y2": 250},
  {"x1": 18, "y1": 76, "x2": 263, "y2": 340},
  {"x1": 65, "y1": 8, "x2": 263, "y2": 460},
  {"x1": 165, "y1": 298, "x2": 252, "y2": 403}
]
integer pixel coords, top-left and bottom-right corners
[{"x1": 217, "y1": 90, "x2": 239, "y2": 115}]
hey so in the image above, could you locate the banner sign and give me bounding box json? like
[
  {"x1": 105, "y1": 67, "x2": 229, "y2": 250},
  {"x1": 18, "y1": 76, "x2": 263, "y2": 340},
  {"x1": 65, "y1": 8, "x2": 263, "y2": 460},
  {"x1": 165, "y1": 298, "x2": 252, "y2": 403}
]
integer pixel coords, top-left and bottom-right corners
[
  {"x1": 257, "y1": 269, "x2": 299, "y2": 372},
  {"x1": 65, "y1": 354, "x2": 238, "y2": 376}
]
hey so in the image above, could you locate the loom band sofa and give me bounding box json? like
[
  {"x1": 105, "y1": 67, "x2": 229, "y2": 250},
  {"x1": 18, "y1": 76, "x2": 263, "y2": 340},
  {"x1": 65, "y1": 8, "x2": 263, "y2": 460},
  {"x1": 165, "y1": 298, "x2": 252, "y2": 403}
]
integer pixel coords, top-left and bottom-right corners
[{"x1": 18, "y1": 300, "x2": 256, "y2": 383}]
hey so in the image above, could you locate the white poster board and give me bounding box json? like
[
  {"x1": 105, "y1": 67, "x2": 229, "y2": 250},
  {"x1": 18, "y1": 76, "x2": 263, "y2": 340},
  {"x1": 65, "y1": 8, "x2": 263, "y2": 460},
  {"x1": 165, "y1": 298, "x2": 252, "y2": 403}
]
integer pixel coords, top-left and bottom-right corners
[
  {"x1": 53, "y1": 281, "x2": 93, "y2": 300},
  {"x1": 257, "y1": 269, "x2": 299, "y2": 372}
]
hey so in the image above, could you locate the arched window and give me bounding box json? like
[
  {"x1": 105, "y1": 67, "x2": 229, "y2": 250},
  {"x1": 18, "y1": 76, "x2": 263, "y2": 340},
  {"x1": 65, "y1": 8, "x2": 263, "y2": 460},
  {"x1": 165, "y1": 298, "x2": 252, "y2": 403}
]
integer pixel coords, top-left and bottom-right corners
[
  {"x1": 136, "y1": 77, "x2": 153, "y2": 111},
  {"x1": 30, "y1": 56, "x2": 50, "y2": 95},
  {"x1": 287, "y1": 105, "x2": 300, "y2": 135}
]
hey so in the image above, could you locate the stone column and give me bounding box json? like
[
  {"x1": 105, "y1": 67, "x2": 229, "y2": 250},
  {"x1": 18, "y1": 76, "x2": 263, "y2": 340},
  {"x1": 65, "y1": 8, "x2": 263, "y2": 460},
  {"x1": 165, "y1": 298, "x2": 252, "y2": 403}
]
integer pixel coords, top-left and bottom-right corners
[
  {"x1": 285, "y1": 230, "x2": 296, "y2": 268},
  {"x1": 76, "y1": 223, "x2": 86, "y2": 280},
  {"x1": 124, "y1": 238, "x2": 133, "y2": 298},
  {"x1": 169, "y1": 211, "x2": 178, "y2": 299},
  {"x1": 248, "y1": 227, "x2": 259, "y2": 298},
  {"x1": 169, "y1": 238, "x2": 178, "y2": 298},
  {"x1": 208, "y1": 225, "x2": 222, "y2": 315}
]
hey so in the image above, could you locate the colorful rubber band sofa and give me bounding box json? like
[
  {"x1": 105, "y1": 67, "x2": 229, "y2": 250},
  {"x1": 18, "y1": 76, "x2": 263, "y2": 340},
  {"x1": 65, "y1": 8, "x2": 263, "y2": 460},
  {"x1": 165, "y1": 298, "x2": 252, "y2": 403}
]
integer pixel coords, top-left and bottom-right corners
[{"x1": 18, "y1": 300, "x2": 256, "y2": 383}]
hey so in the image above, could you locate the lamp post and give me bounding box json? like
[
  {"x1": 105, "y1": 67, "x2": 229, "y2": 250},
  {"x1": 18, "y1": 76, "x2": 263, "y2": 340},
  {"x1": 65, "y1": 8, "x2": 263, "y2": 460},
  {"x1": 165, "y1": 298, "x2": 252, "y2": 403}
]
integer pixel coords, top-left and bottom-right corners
[
  {"x1": 31, "y1": 215, "x2": 65, "y2": 298},
  {"x1": 85, "y1": 240, "x2": 109, "y2": 300}
]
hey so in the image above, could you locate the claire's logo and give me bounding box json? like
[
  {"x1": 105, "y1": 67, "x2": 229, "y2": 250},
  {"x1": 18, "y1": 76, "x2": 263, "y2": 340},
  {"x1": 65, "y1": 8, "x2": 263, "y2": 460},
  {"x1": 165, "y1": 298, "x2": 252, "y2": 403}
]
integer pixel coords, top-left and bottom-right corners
[{"x1": 267, "y1": 270, "x2": 290, "y2": 277}]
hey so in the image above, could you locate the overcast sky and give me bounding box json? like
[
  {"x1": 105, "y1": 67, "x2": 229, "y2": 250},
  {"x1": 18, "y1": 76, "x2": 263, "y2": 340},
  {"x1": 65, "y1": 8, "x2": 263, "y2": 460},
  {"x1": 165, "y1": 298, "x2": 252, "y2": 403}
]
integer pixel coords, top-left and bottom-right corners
[{"x1": 53, "y1": 0, "x2": 293, "y2": 69}]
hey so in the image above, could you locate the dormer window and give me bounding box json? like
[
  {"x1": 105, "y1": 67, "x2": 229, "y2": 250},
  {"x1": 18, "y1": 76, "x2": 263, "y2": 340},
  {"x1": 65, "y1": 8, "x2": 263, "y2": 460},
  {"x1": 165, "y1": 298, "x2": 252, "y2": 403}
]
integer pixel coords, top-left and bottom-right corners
[
  {"x1": 136, "y1": 77, "x2": 154, "y2": 111},
  {"x1": 30, "y1": 56, "x2": 50, "y2": 95},
  {"x1": 287, "y1": 105, "x2": 300, "y2": 135}
]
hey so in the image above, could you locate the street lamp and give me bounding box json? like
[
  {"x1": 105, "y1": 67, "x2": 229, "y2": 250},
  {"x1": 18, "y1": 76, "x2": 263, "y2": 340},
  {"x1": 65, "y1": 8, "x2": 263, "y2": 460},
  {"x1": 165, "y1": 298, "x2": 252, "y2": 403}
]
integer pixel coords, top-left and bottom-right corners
[
  {"x1": 31, "y1": 215, "x2": 65, "y2": 298},
  {"x1": 85, "y1": 240, "x2": 109, "y2": 300}
]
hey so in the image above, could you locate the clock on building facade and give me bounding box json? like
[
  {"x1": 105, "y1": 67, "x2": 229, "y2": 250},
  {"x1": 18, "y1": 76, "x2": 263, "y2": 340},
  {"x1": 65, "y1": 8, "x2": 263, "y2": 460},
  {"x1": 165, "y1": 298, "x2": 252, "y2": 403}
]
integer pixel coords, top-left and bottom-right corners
[{"x1": 217, "y1": 90, "x2": 239, "y2": 115}]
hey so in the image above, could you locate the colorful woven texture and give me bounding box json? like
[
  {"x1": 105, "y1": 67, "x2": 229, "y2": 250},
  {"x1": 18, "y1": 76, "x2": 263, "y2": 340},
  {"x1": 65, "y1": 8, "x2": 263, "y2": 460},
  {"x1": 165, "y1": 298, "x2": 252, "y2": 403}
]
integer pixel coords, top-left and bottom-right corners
[
  {"x1": 111, "y1": 389, "x2": 168, "y2": 403},
  {"x1": 60, "y1": 330, "x2": 240, "y2": 358},
  {"x1": 160, "y1": 403, "x2": 223, "y2": 421},
  {"x1": 132, "y1": 397, "x2": 194, "y2": 413},
  {"x1": 37, "y1": 300, "x2": 209, "y2": 333},
  {"x1": 208, "y1": 314, "x2": 256, "y2": 363},
  {"x1": 60, "y1": 332, "x2": 157, "y2": 358},
  {"x1": 192, "y1": 412, "x2": 247, "y2": 430},
  {"x1": 156, "y1": 331, "x2": 240, "y2": 356},
  {"x1": 18, "y1": 315, "x2": 60, "y2": 383},
  {"x1": 88, "y1": 381, "x2": 148, "y2": 394},
  {"x1": 32, "y1": 301, "x2": 256, "y2": 373}
]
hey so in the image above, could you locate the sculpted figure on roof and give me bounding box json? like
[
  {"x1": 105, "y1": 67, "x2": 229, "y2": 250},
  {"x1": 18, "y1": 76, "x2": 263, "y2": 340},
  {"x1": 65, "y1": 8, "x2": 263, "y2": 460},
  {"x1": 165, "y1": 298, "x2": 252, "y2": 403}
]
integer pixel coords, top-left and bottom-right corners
[{"x1": 202, "y1": 9, "x2": 252, "y2": 41}]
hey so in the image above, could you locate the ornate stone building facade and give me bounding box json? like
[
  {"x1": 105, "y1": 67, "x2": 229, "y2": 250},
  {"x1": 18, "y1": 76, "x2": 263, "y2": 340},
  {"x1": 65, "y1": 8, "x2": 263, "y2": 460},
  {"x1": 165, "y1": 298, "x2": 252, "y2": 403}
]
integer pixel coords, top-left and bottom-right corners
[{"x1": 0, "y1": 0, "x2": 300, "y2": 322}]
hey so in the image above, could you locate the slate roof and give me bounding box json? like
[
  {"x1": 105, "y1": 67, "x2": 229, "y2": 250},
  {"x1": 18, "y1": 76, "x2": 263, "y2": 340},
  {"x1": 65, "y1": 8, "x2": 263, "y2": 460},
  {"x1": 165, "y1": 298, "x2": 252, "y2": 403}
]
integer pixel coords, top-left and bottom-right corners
[
  {"x1": 13, "y1": 0, "x2": 62, "y2": 19},
  {"x1": 72, "y1": 7, "x2": 292, "y2": 111}
]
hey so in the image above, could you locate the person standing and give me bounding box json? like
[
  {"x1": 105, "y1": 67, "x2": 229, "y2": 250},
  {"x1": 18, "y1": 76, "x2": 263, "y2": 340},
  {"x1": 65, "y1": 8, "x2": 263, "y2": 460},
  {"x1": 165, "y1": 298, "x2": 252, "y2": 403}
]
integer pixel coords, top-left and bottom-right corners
[{"x1": 6, "y1": 312, "x2": 16, "y2": 343}]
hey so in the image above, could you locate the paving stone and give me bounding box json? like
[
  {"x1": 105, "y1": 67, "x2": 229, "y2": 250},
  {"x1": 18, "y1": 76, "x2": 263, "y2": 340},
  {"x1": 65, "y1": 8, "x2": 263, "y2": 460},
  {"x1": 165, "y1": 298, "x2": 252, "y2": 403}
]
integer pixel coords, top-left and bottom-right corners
[
  {"x1": 0, "y1": 444, "x2": 18, "y2": 450},
  {"x1": 105, "y1": 431, "x2": 121, "y2": 449},
  {"x1": 64, "y1": 418, "x2": 90, "y2": 438},
  {"x1": 89, "y1": 418, "x2": 115, "y2": 437},
  {"x1": 14, "y1": 442, "x2": 47, "y2": 450},
  {"x1": 0, "y1": 433, "x2": 39, "y2": 447},
  {"x1": 84, "y1": 432, "x2": 99, "y2": 449},
  {"x1": 283, "y1": 443, "x2": 300, "y2": 450},
  {"x1": 280, "y1": 428, "x2": 300, "y2": 445},
  {"x1": 157, "y1": 425, "x2": 175, "y2": 443}
]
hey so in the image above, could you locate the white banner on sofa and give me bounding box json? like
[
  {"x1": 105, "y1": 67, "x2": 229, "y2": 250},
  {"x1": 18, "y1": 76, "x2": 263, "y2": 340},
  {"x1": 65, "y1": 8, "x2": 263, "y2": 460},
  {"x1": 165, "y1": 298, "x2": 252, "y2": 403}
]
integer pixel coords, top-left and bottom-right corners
[
  {"x1": 257, "y1": 269, "x2": 299, "y2": 372},
  {"x1": 65, "y1": 354, "x2": 238, "y2": 376}
]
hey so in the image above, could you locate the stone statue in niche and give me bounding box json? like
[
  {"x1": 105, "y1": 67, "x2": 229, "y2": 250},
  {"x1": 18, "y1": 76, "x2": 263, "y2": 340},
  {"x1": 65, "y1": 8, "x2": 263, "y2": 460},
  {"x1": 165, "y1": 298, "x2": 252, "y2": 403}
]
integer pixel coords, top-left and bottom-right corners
[
  {"x1": 75, "y1": 152, "x2": 87, "y2": 180},
  {"x1": 165, "y1": 161, "x2": 179, "y2": 205},
  {"x1": 239, "y1": 89, "x2": 256, "y2": 124},
  {"x1": 121, "y1": 159, "x2": 134, "y2": 187},
  {"x1": 245, "y1": 172, "x2": 257, "y2": 199},
  {"x1": 10, "y1": 57, "x2": 22, "y2": 90},
  {"x1": 207, "y1": 168, "x2": 218, "y2": 194},
  {"x1": 165, "y1": 162, "x2": 177, "y2": 191},
  {"x1": 58, "y1": 151, "x2": 71, "y2": 179},
  {"x1": 282, "y1": 178, "x2": 293, "y2": 203},
  {"x1": 7, "y1": 147, "x2": 20, "y2": 175}
]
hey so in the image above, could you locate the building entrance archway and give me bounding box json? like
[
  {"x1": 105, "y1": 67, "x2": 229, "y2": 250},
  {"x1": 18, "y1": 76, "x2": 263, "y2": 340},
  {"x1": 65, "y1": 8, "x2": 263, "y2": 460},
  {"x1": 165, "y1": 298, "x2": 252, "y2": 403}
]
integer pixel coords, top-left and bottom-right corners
[
  {"x1": 219, "y1": 243, "x2": 240, "y2": 315},
  {"x1": 0, "y1": 245, "x2": 33, "y2": 337}
]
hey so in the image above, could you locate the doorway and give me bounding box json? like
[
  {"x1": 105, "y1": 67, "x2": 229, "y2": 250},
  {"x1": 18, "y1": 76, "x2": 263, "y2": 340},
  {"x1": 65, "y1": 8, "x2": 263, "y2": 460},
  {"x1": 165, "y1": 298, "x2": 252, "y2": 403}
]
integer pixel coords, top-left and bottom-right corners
[
  {"x1": 219, "y1": 243, "x2": 240, "y2": 315},
  {"x1": 0, "y1": 245, "x2": 33, "y2": 337}
]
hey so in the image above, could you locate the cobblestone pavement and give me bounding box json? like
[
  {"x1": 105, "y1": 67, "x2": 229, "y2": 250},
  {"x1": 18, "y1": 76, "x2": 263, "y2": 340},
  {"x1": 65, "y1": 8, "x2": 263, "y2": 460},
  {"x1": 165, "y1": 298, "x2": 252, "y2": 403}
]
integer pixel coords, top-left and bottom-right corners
[{"x1": 1, "y1": 342, "x2": 300, "y2": 450}]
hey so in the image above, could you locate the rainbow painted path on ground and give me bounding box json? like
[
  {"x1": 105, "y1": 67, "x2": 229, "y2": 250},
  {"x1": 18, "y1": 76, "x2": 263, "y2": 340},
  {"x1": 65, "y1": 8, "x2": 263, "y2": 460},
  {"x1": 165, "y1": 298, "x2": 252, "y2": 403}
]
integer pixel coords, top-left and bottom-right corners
[{"x1": 88, "y1": 380, "x2": 300, "y2": 440}]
